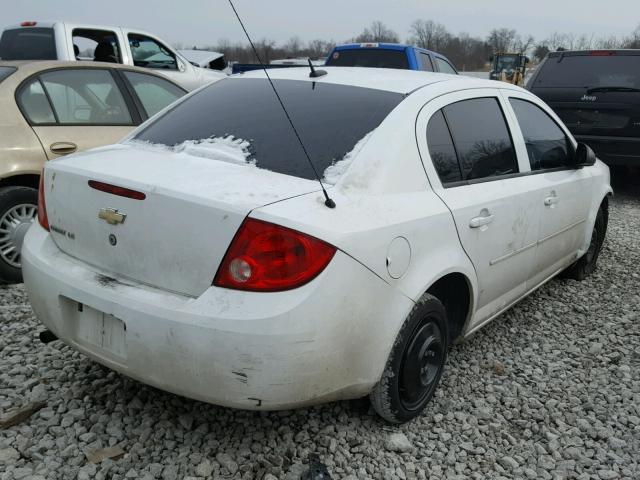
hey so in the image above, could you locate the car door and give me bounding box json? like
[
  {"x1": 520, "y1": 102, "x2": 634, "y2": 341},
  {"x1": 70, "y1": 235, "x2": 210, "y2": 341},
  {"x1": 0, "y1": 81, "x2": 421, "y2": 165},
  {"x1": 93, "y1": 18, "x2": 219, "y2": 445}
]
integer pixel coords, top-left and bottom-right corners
[
  {"x1": 124, "y1": 32, "x2": 194, "y2": 89},
  {"x1": 416, "y1": 89, "x2": 540, "y2": 325},
  {"x1": 16, "y1": 68, "x2": 137, "y2": 159},
  {"x1": 503, "y1": 92, "x2": 594, "y2": 286}
]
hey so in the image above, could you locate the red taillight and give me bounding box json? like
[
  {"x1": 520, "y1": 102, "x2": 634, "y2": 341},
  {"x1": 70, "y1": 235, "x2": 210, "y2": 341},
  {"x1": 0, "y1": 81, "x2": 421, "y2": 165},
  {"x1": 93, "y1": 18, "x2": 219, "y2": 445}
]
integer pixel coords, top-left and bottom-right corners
[
  {"x1": 214, "y1": 218, "x2": 336, "y2": 292},
  {"x1": 88, "y1": 180, "x2": 146, "y2": 200},
  {"x1": 21, "y1": 21, "x2": 37, "y2": 27},
  {"x1": 589, "y1": 50, "x2": 615, "y2": 56},
  {"x1": 37, "y1": 172, "x2": 49, "y2": 231}
]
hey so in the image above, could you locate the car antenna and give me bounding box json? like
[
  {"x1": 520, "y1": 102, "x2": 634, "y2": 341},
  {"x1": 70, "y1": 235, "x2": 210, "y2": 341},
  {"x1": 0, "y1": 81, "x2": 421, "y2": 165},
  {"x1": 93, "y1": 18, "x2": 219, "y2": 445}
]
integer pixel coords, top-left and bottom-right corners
[
  {"x1": 308, "y1": 58, "x2": 327, "y2": 78},
  {"x1": 227, "y1": 0, "x2": 336, "y2": 209}
]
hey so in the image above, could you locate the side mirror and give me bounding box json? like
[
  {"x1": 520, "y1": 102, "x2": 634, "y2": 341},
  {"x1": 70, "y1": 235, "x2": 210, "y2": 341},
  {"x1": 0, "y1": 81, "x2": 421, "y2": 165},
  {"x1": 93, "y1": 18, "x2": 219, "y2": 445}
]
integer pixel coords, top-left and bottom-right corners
[{"x1": 575, "y1": 143, "x2": 597, "y2": 167}]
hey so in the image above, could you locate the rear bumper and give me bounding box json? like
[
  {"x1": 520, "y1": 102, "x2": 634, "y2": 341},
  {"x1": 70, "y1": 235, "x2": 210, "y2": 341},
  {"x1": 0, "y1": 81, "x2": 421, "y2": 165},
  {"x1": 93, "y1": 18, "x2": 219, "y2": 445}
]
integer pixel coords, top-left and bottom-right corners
[
  {"x1": 22, "y1": 224, "x2": 413, "y2": 410},
  {"x1": 575, "y1": 135, "x2": 640, "y2": 166}
]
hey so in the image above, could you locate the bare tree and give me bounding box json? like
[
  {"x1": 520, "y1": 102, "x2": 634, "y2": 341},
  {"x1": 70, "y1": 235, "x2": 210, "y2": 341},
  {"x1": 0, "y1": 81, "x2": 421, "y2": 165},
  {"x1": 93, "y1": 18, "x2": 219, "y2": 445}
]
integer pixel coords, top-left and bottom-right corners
[
  {"x1": 596, "y1": 35, "x2": 622, "y2": 49},
  {"x1": 306, "y1": 39, "x2": 334, "y2": 59},
  {"x1": 354, "y1": 21, "x2": 399, "y2": 43},
  {"x1": 628, "y1": 24, "x2": 640, "y2": 48},
  {"x1": 533, "y1": 44, "x2": 551, "y2": 61},
  {"x1": 409, "y1": 20, "x2": 450, "y2": 51},
  {"x1": 487, "y1": 28, "x2": 517, "y2": 52},
  {"x1": 513, "y1": 35, "x2": 535, "y2": 54},
  {"x1": 283, "y1": 36, "x2": 303, "y2": 57},
  {"x1": 254, "y1": 38, "x2": 277, "y2": 63}
]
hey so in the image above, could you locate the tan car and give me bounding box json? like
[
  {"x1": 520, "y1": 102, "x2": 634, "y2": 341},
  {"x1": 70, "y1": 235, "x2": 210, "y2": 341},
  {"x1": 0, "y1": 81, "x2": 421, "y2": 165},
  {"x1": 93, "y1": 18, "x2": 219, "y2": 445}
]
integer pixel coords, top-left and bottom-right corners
[{"x1": 0, "y1": 61, "x2": 186, "y2": 282}]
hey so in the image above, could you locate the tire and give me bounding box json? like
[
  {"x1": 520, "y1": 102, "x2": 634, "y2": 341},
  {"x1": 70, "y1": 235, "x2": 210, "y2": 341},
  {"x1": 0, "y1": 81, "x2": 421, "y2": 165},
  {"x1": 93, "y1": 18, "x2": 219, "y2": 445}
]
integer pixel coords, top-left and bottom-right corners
[
  {"x1": 0, "y1": 186, "x2": 38, "y2": 284},
  {"x1": 561, "y1": 202, "x2": 608, "y2": 281},
  {"x1": 370, "y1": 294, "x2": 449, "y2": 423}
]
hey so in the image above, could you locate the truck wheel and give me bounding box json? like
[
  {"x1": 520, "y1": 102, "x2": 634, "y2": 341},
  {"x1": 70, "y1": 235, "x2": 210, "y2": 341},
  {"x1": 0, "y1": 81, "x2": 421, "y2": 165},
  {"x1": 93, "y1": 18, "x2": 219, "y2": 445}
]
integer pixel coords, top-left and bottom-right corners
[
  {"x1": 370, "y1": 294, "x2": 448, "y2": 423},
  {"x1": 0, "y1": 187, "x2": 38, "y2": 283},
  {"x1": 562, "y1": 203, "x2": 607, "y2": 281}
]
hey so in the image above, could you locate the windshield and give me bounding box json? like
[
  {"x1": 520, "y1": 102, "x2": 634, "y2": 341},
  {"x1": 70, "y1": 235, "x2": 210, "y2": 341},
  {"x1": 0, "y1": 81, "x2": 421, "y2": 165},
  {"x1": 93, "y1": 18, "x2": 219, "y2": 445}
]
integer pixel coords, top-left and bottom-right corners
[
  {"x1": 134, "y1": 78, "x2": 403, "y2": 181},
  {"x1": 326, "y1": 49, "x2": 409, "y2": 69},
  {"x1": 0, "y1": 28, "x2": 56, "y2": 60},
  {"x1": 496, "y1": 56, "x2": 519, "y2": 71},
  {"x1": 534, "y1": 53, "x2": 640, "y2": 88},
  {"x1": 0, "y1": 66, "x2": 17, "y2": 82}
]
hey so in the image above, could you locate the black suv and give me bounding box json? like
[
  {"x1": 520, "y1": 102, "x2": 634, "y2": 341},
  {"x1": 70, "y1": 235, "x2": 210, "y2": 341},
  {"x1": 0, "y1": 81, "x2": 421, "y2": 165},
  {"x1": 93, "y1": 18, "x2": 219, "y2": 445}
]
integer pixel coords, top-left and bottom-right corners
[{"x1": 527, "y1": 50, "x2": 640, "y2": 167}]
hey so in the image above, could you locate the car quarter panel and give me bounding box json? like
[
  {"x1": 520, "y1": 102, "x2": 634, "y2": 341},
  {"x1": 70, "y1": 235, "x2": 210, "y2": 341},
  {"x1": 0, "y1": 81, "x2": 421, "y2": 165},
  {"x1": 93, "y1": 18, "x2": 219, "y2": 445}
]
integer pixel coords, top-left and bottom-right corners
[
  {"x1": 253, "y1": 89, "x2": 478, "y2": 330},
  {"x1": 0, "y1": 82, "x2": 46, "y2": 177},
  {"x1": 23, "y1": 224, "x2": 414, "y2": 408}
]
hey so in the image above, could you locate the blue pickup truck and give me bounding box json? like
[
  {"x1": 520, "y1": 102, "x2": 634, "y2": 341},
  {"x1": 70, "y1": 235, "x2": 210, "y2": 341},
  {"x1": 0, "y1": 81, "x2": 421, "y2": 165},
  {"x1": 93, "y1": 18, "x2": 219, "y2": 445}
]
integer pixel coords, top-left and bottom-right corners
[{"x1": 325, "y1": 43, "x2": 458, "y2": 74}]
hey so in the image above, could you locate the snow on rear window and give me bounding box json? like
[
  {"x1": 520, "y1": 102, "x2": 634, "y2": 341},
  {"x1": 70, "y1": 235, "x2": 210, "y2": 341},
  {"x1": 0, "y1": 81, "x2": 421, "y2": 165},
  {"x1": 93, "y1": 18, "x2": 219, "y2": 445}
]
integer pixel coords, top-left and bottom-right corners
[
  {"x1": 322, "y1": 130, "x2": 375, "y2": 184},
  {"x1": 127, "y1": 135, "x2": 253, "y2": 166}
]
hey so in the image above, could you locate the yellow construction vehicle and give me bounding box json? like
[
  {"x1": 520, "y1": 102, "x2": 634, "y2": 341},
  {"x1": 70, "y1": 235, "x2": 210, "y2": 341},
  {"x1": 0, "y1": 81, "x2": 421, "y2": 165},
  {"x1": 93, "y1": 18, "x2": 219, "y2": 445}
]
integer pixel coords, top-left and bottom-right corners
[{"x1": 489, "y1": 52, "x2": 529, "y2": 86}]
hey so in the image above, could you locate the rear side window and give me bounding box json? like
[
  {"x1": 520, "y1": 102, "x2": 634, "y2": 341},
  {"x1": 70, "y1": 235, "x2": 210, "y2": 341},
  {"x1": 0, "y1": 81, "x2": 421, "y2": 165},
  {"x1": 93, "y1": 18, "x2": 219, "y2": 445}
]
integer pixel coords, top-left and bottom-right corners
[
  {"x1": 0, "y1": 28, "x2": 56, "y2": 60},
  {"x1": 427, "y1": 110, "x2": 461, "y2": 184},
  {"x1": 18, "y1": 80, "x2": 56, "y2": 124},
  {"x1": 39, "y1": 69, "x2": 132, "y2": 124},
  {"x1": 533, "y1": 53, "x2": 640, "y2": 89},
  {"x1": 326, "y1": 49, "x2": 409, "y2": 69},
  {"x1": 418, "y1": 52, "x2": 434, "y2": 72},
  {"x1": 72, "y1": 29, "x2": 121, "y2": 63},
  {"x1": 0, "y1": 66, "x2": 17, "y2": 83},
  {"x1": 443, "y1": 98, "x2": 518, "y2": 181},
  {"x1": 19, "y1": 69, "x2": 133, "y2": 125},
  {"x1": 435, "y1": 57, "x2": 457, "y2": 74},
  {"x1": 509, "y1": 98, "x2": 574, "y2": 170},
  {"x1": 123, "y1": 71, "x2": 185, "y2": 117}
]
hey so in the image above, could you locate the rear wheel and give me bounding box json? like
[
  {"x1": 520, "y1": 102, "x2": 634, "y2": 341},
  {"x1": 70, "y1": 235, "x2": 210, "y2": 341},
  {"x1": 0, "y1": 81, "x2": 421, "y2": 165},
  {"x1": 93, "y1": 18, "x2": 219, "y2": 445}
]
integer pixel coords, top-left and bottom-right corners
[
  {"x1": 370, "y1": 294, "x2": 448, "y2": 423},
  {"x1": 562, "y1": 202, "x2": 607, "y2": 281},
  {"x1": 0, "y1": 187, "x2": 38, "y2": 283}
]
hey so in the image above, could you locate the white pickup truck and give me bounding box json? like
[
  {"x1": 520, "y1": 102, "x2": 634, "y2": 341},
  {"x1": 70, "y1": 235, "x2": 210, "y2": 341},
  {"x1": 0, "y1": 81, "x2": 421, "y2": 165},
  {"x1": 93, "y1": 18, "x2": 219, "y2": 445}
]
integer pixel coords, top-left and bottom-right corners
[{"x1": 0, "y1": 21, "x2": 226, "y2": 90}]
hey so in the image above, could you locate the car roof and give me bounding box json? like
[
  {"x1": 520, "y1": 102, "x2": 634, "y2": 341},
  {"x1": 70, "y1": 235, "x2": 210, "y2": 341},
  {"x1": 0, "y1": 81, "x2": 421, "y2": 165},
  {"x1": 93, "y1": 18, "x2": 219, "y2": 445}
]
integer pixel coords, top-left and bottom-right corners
[
  {"x1": 2, "y1": 21, "x2": 159, "y2": 39},
  {"x1": 233, "y1": 66, "x2": 492, "y2": 95},
  {"x1": 334, "y1": 42, "x2": 443, "y2": 57},
  {"x1": 0, "y1": 60, "x2": 186, "y2": 89},
  {"x1": 546, "y1": 49, "x2": 640, "y2": 57}
]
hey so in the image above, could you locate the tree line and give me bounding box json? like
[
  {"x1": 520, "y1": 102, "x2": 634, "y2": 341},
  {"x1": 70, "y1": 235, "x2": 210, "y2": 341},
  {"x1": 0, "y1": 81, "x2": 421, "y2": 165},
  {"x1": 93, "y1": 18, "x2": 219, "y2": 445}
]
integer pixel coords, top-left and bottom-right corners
[{"x1": 182, "y1": 21, "x2": 640, "y2": 71}]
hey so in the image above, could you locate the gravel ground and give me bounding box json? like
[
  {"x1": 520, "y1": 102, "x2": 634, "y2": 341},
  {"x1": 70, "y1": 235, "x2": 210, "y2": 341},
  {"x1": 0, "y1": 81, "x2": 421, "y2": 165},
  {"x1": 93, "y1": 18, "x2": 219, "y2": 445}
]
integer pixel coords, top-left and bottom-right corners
[{"x1": 1, "y1": 183, "x2": 639, "y2": 480}]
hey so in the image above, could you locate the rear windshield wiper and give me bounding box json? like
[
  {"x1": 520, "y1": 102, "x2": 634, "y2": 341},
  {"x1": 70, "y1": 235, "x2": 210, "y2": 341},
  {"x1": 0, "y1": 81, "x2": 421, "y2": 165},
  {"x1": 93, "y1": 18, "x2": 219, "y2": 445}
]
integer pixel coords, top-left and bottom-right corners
[{"x1": 586, "y1": 86, "x2": 640, "y2": 94}]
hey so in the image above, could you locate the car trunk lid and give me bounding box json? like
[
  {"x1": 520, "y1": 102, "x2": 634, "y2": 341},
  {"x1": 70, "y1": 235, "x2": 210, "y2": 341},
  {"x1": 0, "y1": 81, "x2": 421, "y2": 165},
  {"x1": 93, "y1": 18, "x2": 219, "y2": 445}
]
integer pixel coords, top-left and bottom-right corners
[
  {"x1": 43, "y1": 144, "x2": 320, "y2": 297},
  {"x1": 535, "y1": 87, "x2": 640, "y2": 138}
]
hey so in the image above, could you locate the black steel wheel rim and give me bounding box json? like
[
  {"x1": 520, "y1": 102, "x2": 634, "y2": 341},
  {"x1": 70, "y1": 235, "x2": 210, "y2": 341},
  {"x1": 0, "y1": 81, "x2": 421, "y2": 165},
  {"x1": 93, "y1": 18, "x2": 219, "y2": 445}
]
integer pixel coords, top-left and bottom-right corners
[{"x1": 399, "y1": 319, "x2": 444, "y2": 411}]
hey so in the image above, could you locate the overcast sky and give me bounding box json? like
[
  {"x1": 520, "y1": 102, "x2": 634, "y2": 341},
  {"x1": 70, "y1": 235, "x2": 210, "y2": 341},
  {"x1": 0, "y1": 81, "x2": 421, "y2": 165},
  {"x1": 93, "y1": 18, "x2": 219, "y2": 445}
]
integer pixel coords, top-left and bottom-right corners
[{"x1": 4, "y1": 0, "x2": 638, "y2": 46}]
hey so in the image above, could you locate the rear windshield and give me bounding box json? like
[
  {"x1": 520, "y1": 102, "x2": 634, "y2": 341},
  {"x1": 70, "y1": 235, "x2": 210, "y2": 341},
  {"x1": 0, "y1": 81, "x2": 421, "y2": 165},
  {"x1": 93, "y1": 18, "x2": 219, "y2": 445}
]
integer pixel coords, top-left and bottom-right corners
[
  {"x1": 134, "y1": 78, "x2": 403, "y2": 180},
  {"x1": 326, "y1": 49, "x2": 409, "y2": 69},
  {"x1": 533, "y1": 53, "x2": 640, "y2": 88},
  {"x1": 0, "y1": 28, "x2": 56, "y2": 60},
  {"x1": 0, "y1": 66, "x2": 17, "y2": 82}
]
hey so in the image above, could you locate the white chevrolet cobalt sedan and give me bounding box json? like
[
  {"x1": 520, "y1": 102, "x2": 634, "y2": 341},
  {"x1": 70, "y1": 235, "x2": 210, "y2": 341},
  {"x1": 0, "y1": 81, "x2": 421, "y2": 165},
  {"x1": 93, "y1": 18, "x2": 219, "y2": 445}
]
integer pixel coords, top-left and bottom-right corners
[{"x1": 23, "y1": 67, "x2": 611, "y2": 423}]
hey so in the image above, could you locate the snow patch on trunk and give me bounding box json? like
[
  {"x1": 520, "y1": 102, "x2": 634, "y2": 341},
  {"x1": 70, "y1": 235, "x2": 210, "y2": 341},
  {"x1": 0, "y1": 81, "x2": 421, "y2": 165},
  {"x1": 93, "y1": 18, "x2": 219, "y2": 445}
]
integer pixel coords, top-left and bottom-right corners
[
  {"x1": 322, "y1": 130, "x2": 375, "y2": 185},
  {"x1": 127, "y1": 136, "x2": 253, "y2": 166}
]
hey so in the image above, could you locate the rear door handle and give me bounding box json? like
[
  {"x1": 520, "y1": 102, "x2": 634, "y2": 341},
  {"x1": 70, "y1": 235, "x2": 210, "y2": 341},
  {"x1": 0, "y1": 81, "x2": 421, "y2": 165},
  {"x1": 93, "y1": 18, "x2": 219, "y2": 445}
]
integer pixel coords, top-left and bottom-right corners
[
  {"x1": 469, "y1": 210, "x2": 494, "y2": 228},
  {"x1": 50, "y1": 142, "x2": 77, "y2": 155},
  {"x1": 544, "y1": 195, "x2": 559, "y2": 206}
]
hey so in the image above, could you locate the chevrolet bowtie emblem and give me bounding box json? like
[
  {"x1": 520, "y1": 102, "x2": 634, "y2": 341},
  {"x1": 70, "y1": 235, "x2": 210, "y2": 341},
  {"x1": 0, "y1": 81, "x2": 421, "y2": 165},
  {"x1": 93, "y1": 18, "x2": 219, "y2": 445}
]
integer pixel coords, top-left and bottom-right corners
[{"x1": 98, "y1": 208, "x2": 126, "y2": 225}]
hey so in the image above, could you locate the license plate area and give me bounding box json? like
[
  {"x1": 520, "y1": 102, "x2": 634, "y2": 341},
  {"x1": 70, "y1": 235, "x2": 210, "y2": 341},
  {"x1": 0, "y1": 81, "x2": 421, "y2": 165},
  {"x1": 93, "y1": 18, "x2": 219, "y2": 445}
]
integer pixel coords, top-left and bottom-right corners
[{"x1": 60, "y1": 297, "x2": 127, "y2": 359}]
